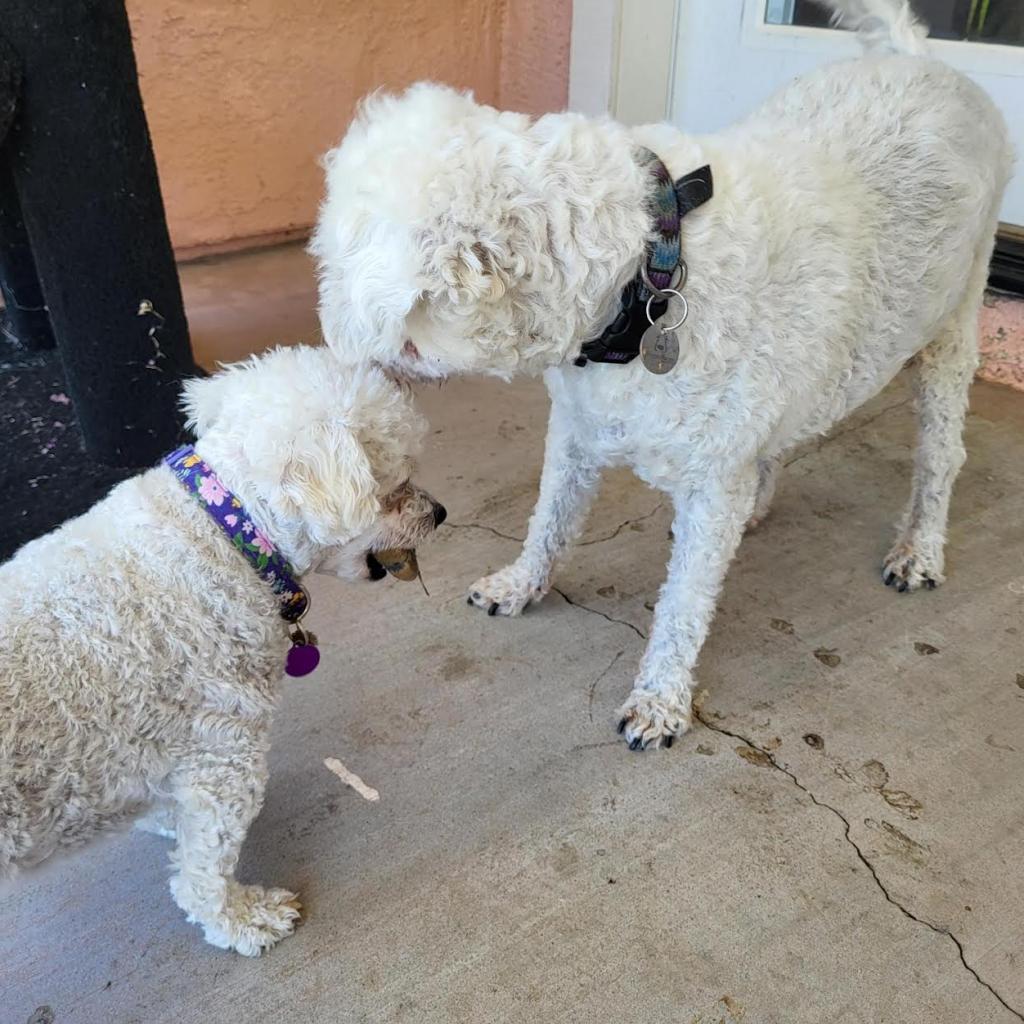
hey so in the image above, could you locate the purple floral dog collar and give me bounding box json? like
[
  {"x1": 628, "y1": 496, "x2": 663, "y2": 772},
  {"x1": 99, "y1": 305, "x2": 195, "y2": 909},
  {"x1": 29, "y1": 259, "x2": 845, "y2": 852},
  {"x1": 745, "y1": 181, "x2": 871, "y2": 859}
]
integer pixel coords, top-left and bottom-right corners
[{"x1": 164, "y1": 445, "x2": 320, "y2": 677}]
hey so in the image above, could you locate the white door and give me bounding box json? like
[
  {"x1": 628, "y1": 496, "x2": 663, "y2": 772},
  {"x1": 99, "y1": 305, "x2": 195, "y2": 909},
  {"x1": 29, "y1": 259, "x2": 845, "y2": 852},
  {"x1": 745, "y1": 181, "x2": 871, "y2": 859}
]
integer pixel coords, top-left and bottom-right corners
[
  {"x1": 570, "y1": 0, "x2": 1024, "y2": 225},
  {"x1": 672, "y1": 0, "x2": 1023, "y2": 224}
]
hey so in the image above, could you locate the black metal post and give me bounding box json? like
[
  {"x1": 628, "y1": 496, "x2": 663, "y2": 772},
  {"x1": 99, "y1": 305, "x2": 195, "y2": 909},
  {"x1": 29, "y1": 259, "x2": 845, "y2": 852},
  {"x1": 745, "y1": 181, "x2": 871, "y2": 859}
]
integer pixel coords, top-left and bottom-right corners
[
  {"x1": 0, "y1": 158, "x2": 56, "y2": 352},
  {"x1": 0, "y1": 0, "x2": 197, "y2": 465}
]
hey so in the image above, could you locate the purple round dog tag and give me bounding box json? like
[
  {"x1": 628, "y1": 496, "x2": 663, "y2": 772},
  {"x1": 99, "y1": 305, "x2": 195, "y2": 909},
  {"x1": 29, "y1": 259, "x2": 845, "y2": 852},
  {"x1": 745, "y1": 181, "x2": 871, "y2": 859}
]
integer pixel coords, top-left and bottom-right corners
[{"x1": 286, "y1": 642, "x2": 320, "y2": 677}]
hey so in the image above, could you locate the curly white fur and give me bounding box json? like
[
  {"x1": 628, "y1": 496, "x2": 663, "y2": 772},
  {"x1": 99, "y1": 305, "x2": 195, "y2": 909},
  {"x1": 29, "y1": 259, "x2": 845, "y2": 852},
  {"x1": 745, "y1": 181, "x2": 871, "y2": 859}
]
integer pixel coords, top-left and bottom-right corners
[
  {"x1": 313, "y1": 0, "x2": 1013, "y2": 749},
  {"x1": 0, "y1": 344, "x2": 440, "y2": 954}
]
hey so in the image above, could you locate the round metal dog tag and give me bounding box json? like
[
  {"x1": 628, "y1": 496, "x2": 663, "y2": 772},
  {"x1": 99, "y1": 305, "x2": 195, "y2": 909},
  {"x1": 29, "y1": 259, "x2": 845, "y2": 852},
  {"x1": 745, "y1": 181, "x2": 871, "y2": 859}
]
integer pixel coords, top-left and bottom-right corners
[{"x1": 640, "y1": 325, "x2": 679, "y2": 374}]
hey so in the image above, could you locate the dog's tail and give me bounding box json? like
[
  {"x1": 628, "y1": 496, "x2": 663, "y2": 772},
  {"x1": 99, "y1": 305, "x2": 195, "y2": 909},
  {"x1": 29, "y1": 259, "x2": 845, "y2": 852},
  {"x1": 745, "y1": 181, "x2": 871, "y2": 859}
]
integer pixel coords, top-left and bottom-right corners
[{"x1": 815, "y1": 0, "x2": 929, "y2": 56}]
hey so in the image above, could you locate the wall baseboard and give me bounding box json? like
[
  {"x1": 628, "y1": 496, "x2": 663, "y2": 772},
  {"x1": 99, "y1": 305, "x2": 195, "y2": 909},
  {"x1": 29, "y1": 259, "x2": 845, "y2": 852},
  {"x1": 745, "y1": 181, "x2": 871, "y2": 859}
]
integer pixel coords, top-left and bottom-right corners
[{"x1": 175, "y1": 226, "x2": 311, "y2": 265}]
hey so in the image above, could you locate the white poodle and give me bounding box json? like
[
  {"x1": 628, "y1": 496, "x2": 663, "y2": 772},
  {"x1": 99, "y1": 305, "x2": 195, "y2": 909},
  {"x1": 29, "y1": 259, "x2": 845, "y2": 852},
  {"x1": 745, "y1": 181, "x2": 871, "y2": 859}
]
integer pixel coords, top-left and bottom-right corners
[
  {"x1": 311, "y1": 0, "x2": 1013, "y2": 749},
  {"x1": 0, "y1": 344, "x2": 443, "y2": 954}
]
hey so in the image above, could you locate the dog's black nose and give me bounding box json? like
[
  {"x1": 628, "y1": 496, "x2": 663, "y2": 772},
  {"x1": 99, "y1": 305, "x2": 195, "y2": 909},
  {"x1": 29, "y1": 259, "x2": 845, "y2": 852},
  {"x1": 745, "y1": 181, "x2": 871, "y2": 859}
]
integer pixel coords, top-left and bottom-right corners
[{"x1": 432, "y1": 502, "x2": 447, "y2": 527}]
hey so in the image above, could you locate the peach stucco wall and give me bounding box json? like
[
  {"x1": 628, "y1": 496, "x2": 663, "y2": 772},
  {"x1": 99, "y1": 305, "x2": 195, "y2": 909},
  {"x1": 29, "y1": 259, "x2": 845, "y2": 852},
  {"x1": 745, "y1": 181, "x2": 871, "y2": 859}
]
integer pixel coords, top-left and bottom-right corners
[{"x1": 126, "y1": 0, "x2": 571, "y2": 256}]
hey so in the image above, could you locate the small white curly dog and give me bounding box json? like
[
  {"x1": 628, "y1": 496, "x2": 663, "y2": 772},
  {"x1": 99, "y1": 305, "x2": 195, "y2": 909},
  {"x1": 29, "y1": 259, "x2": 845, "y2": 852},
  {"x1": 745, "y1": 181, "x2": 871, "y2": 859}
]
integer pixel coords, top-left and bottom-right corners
[
  {"x1": 311, "y1": 0, "x2": 1012, "y2": 750},
  {"x1": 0, "y1": 344, "x2": 443, "y2": 954}
]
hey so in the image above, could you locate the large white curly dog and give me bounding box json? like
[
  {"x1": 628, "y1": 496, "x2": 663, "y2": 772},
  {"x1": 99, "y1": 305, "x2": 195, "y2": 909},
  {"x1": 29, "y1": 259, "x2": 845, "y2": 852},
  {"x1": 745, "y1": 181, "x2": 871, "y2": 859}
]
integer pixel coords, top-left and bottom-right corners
[
  {"x1": 312, "y1": 0, "x2": 1012, "y2": 749},
  {"x1": 0, "y1": 344, "x2": 443, "y2": 954}
]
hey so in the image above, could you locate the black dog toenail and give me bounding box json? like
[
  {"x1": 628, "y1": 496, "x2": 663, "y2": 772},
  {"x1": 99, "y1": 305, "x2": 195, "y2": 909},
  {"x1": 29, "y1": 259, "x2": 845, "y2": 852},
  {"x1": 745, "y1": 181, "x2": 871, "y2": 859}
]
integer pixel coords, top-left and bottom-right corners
[
  {"x1": 664, "y1": 735, "x2": 674, "y2": 749},
  {"x1": 898, "y1": 581, "x2": 908, "y2": 593},
  {"x1": 629, "y1": 737, "x2": 643, "y2": 751},
  {"x1": 467, "y1": 595, "x2": 474, "y2": 605},
  {"x1": 884, "y1": 572, "x2": 896, "y2": 586},
  {"x1": 926, "y1": 579, "x2": 936, "y2": 589},
  {"x1": 617, "y1": 718, "x2": 628, "y2": 734},
  {"x1": 488, "y1": 603, "x2": 499, "y2": 616}
]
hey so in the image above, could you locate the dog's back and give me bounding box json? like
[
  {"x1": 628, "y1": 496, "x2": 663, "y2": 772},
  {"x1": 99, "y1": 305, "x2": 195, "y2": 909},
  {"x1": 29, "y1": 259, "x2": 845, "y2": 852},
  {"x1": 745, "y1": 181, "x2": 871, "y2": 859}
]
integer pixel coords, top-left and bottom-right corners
[
  {"x1": 0, "y1": 470, "x2": 281, "y2": 874},
  {"x1": 789, "y1": 1, "x2": 1015, "y2": 230},
  {"x1": 752, "y1": 54, "x2": 1011, "y2": 236},
  {"x1": 751, "y1": 53, "x2": 1009, "y2": 365}
]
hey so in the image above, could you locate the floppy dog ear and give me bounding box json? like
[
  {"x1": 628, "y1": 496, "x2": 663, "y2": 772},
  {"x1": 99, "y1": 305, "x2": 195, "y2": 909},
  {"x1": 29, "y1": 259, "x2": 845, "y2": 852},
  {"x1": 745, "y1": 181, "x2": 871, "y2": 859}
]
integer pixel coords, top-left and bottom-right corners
[
  {"x1": 277, "y1": 419, "x2": 380, "y2": 544},
  {"x1": 425, "y1": 232, "x2": 525, "y2": 307}
]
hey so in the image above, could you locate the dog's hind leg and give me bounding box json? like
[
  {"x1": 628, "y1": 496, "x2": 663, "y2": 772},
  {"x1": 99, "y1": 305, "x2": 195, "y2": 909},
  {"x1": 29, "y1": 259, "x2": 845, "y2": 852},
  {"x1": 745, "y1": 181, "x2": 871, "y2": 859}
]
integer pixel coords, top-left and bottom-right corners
[
  {"x1": 168, "y1": 743, "x2": 299, "y2": 956},
  {"x1": 882, "y1": 272, "x2": 986, "y2": 592},
  {"x1": 468, "y1": 401, "x2": 600, "y2": 616}
]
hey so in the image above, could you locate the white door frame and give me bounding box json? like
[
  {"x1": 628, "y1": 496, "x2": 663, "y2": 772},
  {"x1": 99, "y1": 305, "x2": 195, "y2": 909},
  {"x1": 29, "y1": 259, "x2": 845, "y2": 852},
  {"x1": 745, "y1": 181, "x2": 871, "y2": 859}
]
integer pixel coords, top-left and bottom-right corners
[{"x1": 568, "y1": 0, "x2": 679, "y2": 124}]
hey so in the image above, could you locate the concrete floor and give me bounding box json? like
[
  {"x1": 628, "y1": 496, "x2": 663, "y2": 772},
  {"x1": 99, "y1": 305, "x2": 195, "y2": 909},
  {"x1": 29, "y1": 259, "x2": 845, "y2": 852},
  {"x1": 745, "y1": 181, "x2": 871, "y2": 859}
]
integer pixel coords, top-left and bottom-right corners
[{"x1": 4, "y1": 248, "x2": 1024, "y2": 1024}]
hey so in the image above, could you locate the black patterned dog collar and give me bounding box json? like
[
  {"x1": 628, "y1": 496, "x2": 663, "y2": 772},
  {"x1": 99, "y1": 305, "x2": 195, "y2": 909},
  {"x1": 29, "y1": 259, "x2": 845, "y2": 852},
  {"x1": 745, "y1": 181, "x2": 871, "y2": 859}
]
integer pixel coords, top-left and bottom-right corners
[{"x1": 575, "y1": 151, "x2": 712, "y2": 368}]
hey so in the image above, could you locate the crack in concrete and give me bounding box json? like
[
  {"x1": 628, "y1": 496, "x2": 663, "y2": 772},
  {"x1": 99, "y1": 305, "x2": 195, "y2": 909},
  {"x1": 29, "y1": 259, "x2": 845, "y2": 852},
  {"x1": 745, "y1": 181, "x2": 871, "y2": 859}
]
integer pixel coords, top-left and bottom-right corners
[
  {"x1": 444, "y1": 503, "x2": 667, "y2": 552},
  {"x1": 784, "y1": 397, "x2": 912, "y2": 468},
  {"x1": 445, "y1": 521, "x2": 523, "y2": 543},
  {"x1": 694, "y1": 707, "x2": 1023, "y2": 1022},
  {"x1": 578, "y1": 503, "x2": 666, "y2": 546},
  {"x1": 587, "y1": 649, "x2": 626, "y2": 722},
  {"x1": 552, "y1": 586, "x2": 648, "y2": 641}
]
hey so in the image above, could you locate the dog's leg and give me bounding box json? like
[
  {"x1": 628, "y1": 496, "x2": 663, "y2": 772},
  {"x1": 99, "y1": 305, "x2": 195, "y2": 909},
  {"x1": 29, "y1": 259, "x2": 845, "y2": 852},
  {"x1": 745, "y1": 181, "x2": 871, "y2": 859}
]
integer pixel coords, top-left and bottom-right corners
[
  {"x1": 169, "y1": 747, "x2": 299, "y2": 956},
  {"x1": 747, "y1": 455, "x2": 781, "y2": 530},
  {"x1": 882, "y1": 303, "x2": 980, "y2": 593},
  {"x1": 618, "y1": 463, "x2": 758, "y2": 749},
  {"x1": 468, "y1": 404, "x2": 599, "y2": 616},
  {"x1": 135, "y1": 801, "x2": 177, "y2": 839}
]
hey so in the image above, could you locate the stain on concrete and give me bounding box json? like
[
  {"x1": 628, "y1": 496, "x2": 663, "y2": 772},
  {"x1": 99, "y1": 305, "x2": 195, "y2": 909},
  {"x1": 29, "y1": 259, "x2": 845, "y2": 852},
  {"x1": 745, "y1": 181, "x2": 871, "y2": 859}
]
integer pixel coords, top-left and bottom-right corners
[
  {"x1": 865, "y1": 818, "x2": 929, "y2": 865},
  {"x1": 441, "y1": 652, "x2": 477, "y2": 682},
  {"x1": 985, "y1": 734, "x2": 1016, "y2": 753},
  {"x1": 803, "y1": 733, "x2": 825, "y2": 750},
  {"x1": 814, "y1": 647, "x2": 841, "y2": 668},
  {"x1": 880, "y1": 789, "x2": 924, "y2": 820},
  {"x1": 861, "y1": 760, "x2": 890, "y2": 788},
  {"x1": 770, "y1": 618, "x2": 795, "y2": 635},
  {"x1": 736, "y1": 746, "x2": 773, "y2": 768},
  {"x1": 548, "y1": 842, "x2": 580, "y2": 876},
  {"x1": 721, "y1": 994, "x2": 746, "y2": 1020},
  {"x1": 914, "y1": 642, "x2": 940, "y2": 656},
  {"x1": 855, "y1": 761, "x2": 923, "y2": 819}
]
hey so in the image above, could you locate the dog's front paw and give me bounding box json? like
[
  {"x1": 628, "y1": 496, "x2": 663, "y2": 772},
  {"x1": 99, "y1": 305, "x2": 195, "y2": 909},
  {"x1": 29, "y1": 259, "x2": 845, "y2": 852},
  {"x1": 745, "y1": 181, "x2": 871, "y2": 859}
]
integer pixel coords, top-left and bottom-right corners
[
  {"x1": 882, "y1": 540, "x2": 944, "y2": 593},
  {"x1": 467, "y1": 562, "x2": 547, "y2": 617},
  {"x1": 199, "y1": 885, "x2": 301, "y2": 956},
  {"x1": 617, "y1": 688, "x2": 692, "y2": 751}
]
